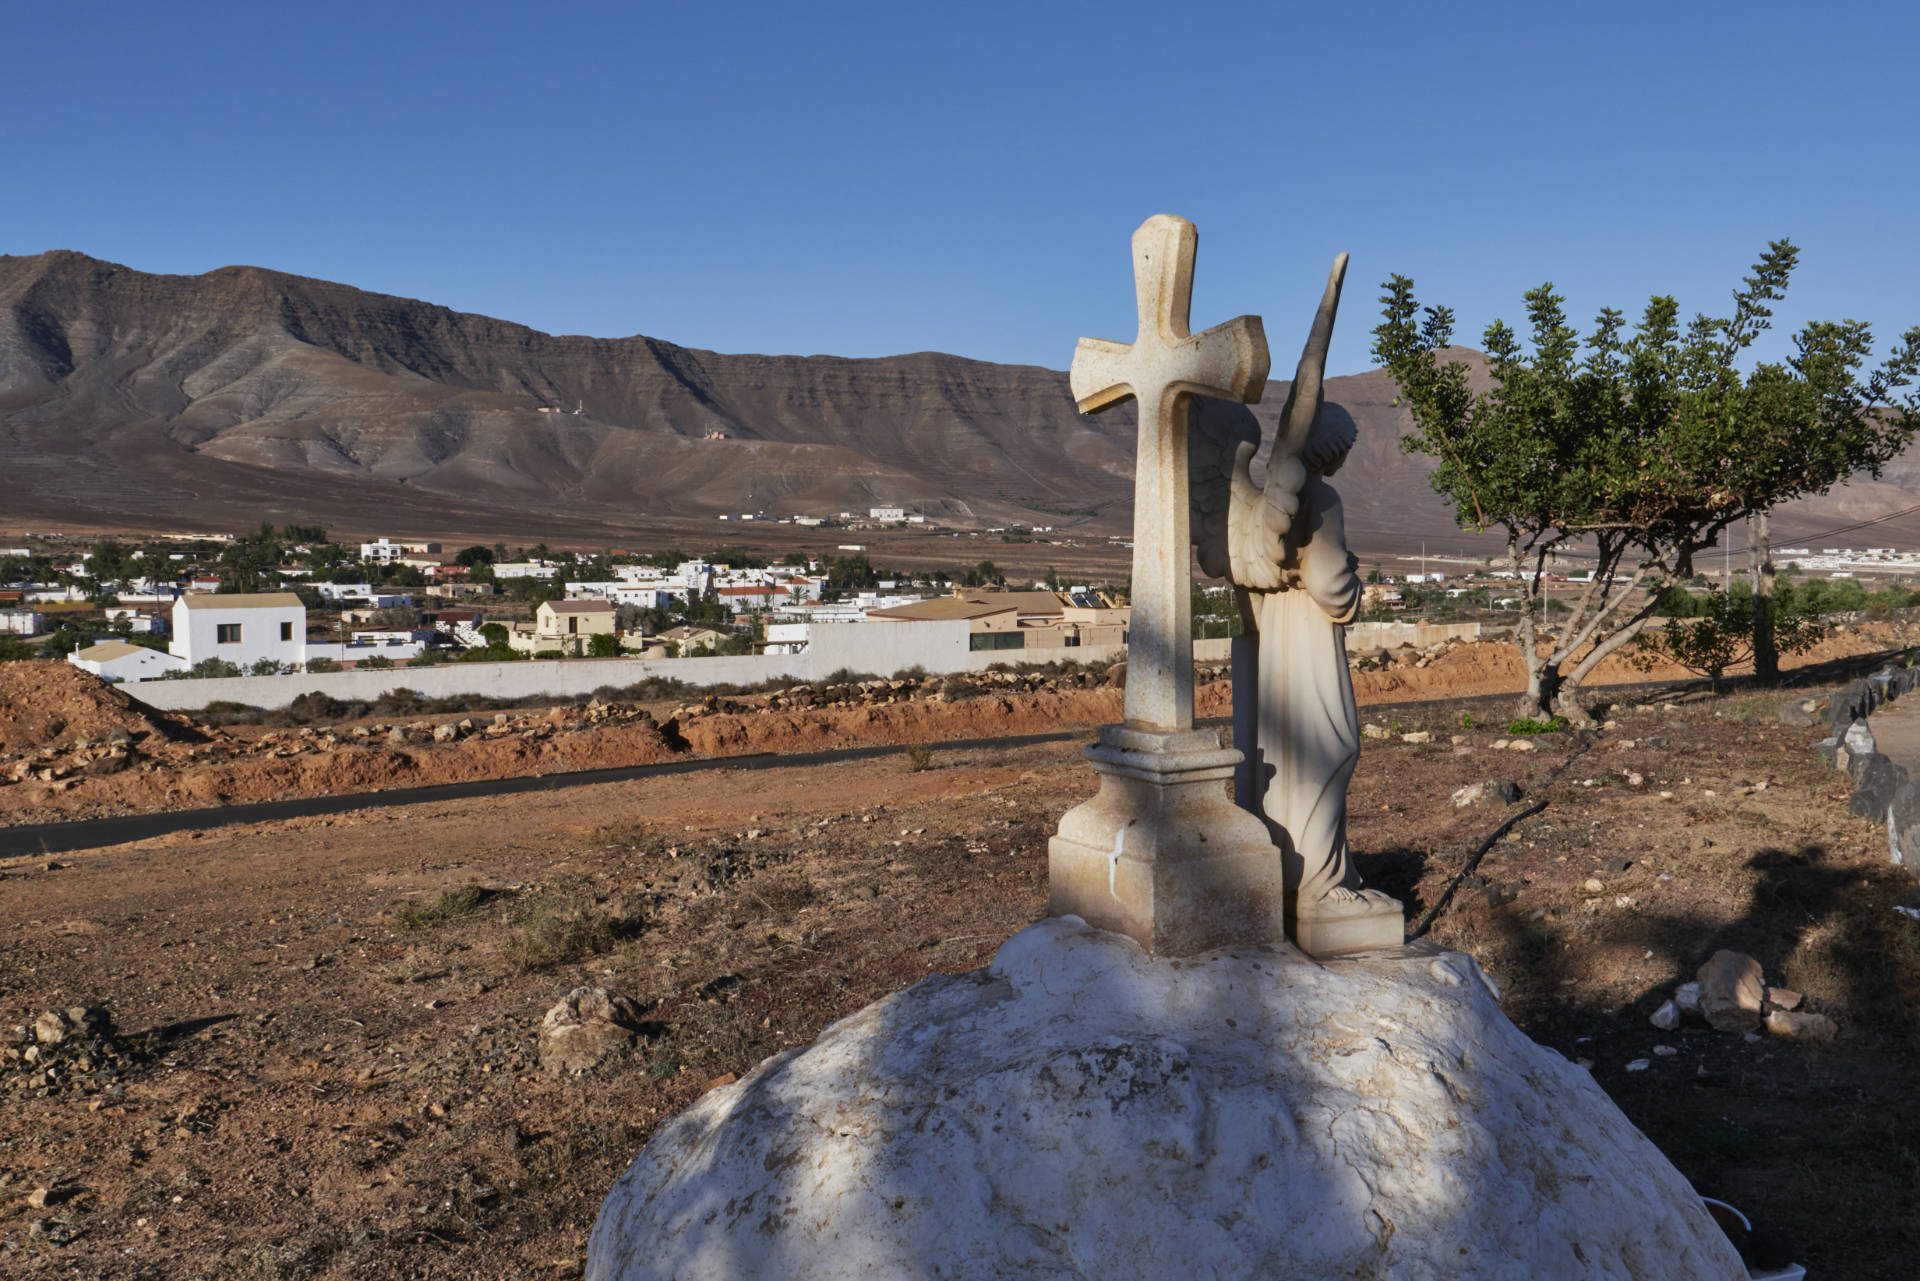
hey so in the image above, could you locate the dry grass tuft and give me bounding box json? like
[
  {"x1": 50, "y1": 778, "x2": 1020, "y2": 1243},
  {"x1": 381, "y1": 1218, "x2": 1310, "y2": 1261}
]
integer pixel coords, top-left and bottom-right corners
[
  {"x1": 502, "y1": 895, "x2": 636, "y2": 971},
  {"x1": 392, "y1": 885, "x2": 490, "y2": 929}
]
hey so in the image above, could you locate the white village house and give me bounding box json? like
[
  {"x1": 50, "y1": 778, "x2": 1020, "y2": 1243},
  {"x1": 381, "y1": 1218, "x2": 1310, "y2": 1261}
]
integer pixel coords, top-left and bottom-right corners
[
  {"x1": 170, "y1": 592, "x2": 307, "y2": 669},
  {"x1": 69, "y1": 639, "x2": 187, "y2": 683}
]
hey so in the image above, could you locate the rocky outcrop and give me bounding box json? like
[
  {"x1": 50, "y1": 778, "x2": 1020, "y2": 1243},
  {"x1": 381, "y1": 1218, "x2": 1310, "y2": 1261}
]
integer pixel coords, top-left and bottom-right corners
[{"x1": 587, "y1": 917, "x2": 1744, "y2": 1281}]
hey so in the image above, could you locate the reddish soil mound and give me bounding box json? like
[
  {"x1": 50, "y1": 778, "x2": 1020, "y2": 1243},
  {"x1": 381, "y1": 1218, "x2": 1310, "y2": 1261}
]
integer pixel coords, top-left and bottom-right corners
[
  {"x1": 0, "y1": 660, "x2": 186, "y2": 754},
  {"x1": 3, "y1": 618, "x2": 1914, "y2": 827}
]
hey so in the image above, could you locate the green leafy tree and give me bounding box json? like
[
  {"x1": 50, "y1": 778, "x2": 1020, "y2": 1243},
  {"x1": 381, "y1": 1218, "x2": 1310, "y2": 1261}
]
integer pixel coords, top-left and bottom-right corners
[
  {"x1": 587, "y1": 632, "x2": 621, "y2": 658},
  {"x1": 1631, "y1": 584, "x2": 1825, "y2": 692},
  {"x1": 85, "y1": 538, "x2": 138, "y2": 584},
  {"x1": 219, "y1": 524, "x2": 284, "y2": 593},
  {"x1": 1374, "y1": 242, "x2": 1920, "y2": 723},
  {"x1": 478, "y1": 622, "x2": 509, "y2": 646},
  {"x1": 360, "y1": 654, "x2": 394, "y2": 669},
  {"x1": 454, "y1": 545, "x2": 496, "y2": 568}
]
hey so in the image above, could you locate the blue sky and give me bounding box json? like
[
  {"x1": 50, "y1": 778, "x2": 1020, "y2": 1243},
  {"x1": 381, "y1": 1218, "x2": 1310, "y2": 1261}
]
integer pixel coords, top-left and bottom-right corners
[{"x1": 6, "y1": 1, "x2": 1916, "y2": 376}]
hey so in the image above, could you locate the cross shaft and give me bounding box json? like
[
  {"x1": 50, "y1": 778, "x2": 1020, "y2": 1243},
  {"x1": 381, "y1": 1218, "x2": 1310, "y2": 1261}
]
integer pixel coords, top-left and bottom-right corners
[{"x1": 1069, "y1": 215, "x2": 1269, "y2": 730}]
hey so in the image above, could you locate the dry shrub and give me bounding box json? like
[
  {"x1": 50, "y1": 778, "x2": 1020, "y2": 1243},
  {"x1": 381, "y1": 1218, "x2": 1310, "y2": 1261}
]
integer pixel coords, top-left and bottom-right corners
[
  {"x1": 392, "y1": 884, "x2": 490, "y2": 929},
  {"x1": 902, "y1": 743, "x2": 933, "y2": 772},
  {"x1": 502, "y1": 895, "x2": 636, "y2": 971},
  {"x1": 746, "y1": 871, "x2": 817, "y2": 919},
  {"x1": 586, "y1": 820, "x2": 654, "y2": 851},
  {"x1": 371, "y1": 948, "x2": 449, "y2": 985}
]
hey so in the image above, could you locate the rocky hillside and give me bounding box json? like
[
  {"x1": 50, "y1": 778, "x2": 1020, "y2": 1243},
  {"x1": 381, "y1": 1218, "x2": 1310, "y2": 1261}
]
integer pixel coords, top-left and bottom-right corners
[{"x1": 1, "y1": 249, "x2": 1913, "y2": 552}]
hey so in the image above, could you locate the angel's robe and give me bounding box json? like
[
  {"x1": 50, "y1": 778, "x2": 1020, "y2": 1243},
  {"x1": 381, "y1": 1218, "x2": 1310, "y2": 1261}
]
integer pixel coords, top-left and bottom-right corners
[{"x1": 1250, "y1": 474, "x2": 1364, "y2": 902}]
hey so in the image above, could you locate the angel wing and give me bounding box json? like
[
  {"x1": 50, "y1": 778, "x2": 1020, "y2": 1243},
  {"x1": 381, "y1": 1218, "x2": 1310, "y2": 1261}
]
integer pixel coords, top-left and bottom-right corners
[{"x1": 1225, "y1": 252, "x2": 1349, "y2": 589}]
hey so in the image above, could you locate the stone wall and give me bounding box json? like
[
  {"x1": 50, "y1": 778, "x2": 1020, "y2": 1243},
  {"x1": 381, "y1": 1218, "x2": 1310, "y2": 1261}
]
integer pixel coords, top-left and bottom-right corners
[{"x1": 1810, "y1": 664, "x2": 1920, "y2": 868}]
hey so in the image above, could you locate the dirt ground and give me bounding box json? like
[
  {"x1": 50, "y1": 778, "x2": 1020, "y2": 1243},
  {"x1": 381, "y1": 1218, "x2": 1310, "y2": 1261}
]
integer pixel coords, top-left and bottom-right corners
[
  {"x1": 6, "y1": 617, "x2": 1917, "y2": 830},
  {"x1": 3, "y1": 647, "x2": 1919, "y2": 1277}
]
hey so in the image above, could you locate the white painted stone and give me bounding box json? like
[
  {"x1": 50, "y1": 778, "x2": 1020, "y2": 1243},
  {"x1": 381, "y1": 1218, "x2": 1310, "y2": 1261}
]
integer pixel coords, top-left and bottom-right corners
[{"x1": 587, "y1": 919, "x2": 1745, "y2": 1281}]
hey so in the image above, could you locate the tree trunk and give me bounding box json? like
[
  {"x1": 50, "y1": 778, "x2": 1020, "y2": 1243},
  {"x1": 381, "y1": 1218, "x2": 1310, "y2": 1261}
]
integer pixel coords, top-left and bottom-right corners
[
  {"x1": 1554, "y1": 605, "x2": 1662, "y2": 728},
  {"x1": 1513, "y1": 539, "x2": 1550, "y2": 720},
  {"x1": 1520, "y1": 664, "x2": 1560, "y2": 722},
  {"x1": 1750, "y1": 511, "x2": 1778, "y2": 683},
  {"x1": 1549, "y1": 684, "x2": 1595, "y2": 729}
]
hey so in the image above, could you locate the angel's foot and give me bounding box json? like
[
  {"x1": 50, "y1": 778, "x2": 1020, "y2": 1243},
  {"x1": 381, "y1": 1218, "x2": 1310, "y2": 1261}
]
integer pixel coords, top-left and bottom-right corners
[{"x1": 1291, "y1": 884, "x2": 1404, "y2": 957}]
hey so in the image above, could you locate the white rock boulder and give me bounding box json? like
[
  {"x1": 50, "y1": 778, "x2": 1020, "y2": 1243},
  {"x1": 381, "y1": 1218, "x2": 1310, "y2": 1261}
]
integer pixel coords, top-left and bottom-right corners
[{"x1": 587, "y1": 918, "x2": 1743, "y2": 1280}]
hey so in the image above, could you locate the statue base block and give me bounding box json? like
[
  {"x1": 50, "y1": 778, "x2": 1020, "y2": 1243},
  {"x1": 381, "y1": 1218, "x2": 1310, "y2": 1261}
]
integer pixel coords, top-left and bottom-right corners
[
  {"x1": 1289, "y1": 889, "x2": 1407, "y2": 957},
  {"x1": 1048, "y1": 723, "x2": 1289, "y2": 957}
]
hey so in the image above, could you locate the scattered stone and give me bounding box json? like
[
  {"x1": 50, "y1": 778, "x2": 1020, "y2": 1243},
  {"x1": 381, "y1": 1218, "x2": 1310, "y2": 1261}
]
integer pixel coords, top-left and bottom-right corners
[
  {"x1": 1509, "y1": 739, "x2": 1538, "y2": 753},
  {"x1": 1775, "y1": 701, "x2": 1815, "y2": 727},
  {"x1": 1400, "y1": 731, "x2": 1431, "y2": 744},
  {"x1": 1605, "y1": 857, "x2": 1632, "y2": 875},
  {"x1": 1763, "y1": 1010, "x2": 1836, "y2": 1043},
  {"x1": 1451, "y1": 782, "x2": 1486, "y2": 808},
  {"x1": 1625, "y1": 1058, "x2": 1652, "y2": 1072},
  {"x1": 433, "y1": 724, "x2": 458, "y2": 743},
  {"x1": 1652, "y1": 1045, "x2": 1678, "y2": 1057},
  {"x1": 1674, "y1": 982, "x2": 1702, "y2": 1015},
  {"x1": 1697, "y1": 951, "x2": 1766, "y2": 1033},
  {"x1": 1582, "y1": 878, "x2": 1606, "y2": 895},
  {"x1": 1495, "y1": 780, "x2": 1523, "y2": 804},
  {"x1": 1649, "y1": 1000, "x2": 1681, "y2": 1030},
  {"x1": 1360, "y1": 724, "x2": 1391, "y2": 741},
  {"x1": 538, "y1": 987, "x2": 651, "y2": 1075},
  {"x1": 1765, "y1": 987, "x2": 1803, "y2": 1012}
]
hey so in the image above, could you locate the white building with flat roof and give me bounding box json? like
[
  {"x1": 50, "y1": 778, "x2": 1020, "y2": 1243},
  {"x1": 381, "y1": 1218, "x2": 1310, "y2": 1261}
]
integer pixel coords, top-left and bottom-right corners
[
  {"x1": 70, "y1": 640, "x2": 187, "y2": 683},
  {"x1": 170, "y1": 593, "x2": 307, "y2": 669}
]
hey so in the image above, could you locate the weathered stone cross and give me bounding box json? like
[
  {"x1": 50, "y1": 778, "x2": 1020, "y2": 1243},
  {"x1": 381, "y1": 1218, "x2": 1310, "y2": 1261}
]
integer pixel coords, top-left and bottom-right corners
[{"x1": 1070, "y1": 215, "x2": 1270, "y2": 732}]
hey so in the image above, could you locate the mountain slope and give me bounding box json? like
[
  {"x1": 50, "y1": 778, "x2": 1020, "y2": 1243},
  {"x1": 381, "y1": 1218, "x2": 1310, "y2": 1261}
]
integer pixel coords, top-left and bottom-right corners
[{"x1": 2, "y1": 250, "x2": 1914, "y2": 554}]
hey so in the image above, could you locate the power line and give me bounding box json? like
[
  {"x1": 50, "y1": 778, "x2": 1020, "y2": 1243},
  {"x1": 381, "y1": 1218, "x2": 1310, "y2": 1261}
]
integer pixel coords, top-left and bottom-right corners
[{"x1": 1778, "y1": 500, "x2": 1920, "y2": 545}]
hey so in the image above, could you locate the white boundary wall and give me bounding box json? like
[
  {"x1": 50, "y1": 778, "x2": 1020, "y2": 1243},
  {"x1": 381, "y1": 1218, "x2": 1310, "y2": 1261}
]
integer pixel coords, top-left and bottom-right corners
[
  {"x1": 122, "y1": 631, "x2": 1234, "y2": 713},
  {"x1": 1347, "y1": 621, "x2": 1481, "y2": 648}
]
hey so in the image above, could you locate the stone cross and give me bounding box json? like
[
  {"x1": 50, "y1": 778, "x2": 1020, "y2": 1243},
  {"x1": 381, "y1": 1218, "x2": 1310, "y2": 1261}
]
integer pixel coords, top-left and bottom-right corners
[
  {"x1": 1049, "y1": 216, "x2": 1288, "y2": 957},
  {"x1": 1070, "y1": 214, "x2": 1270, "y2": 731}
]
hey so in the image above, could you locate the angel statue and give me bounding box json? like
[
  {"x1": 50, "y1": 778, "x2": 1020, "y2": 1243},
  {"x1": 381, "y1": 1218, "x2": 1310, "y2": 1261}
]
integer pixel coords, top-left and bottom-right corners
[{"x1": 1189, "y1": 253, "x2": 1404, "y2": 956}]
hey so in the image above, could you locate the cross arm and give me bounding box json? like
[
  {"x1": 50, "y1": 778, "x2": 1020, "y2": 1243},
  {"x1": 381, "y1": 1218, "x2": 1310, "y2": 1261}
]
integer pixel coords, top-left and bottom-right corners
[
  {"x1": 1173, "y1": 315, "x2": 1270, "y2": 406},
  {"x1": 1069, "y1": 338, "x2": 1140, "y2": 413}
]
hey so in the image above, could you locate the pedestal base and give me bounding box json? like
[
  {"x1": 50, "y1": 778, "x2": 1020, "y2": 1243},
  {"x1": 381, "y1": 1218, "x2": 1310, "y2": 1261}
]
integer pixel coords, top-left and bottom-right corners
[
  {"x1": 1288, "y1": 889, "x2": 1406, "y2": 957},
  {"x1": 1048, "y1": 724, "x2": 1290, "y2": 957}
]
